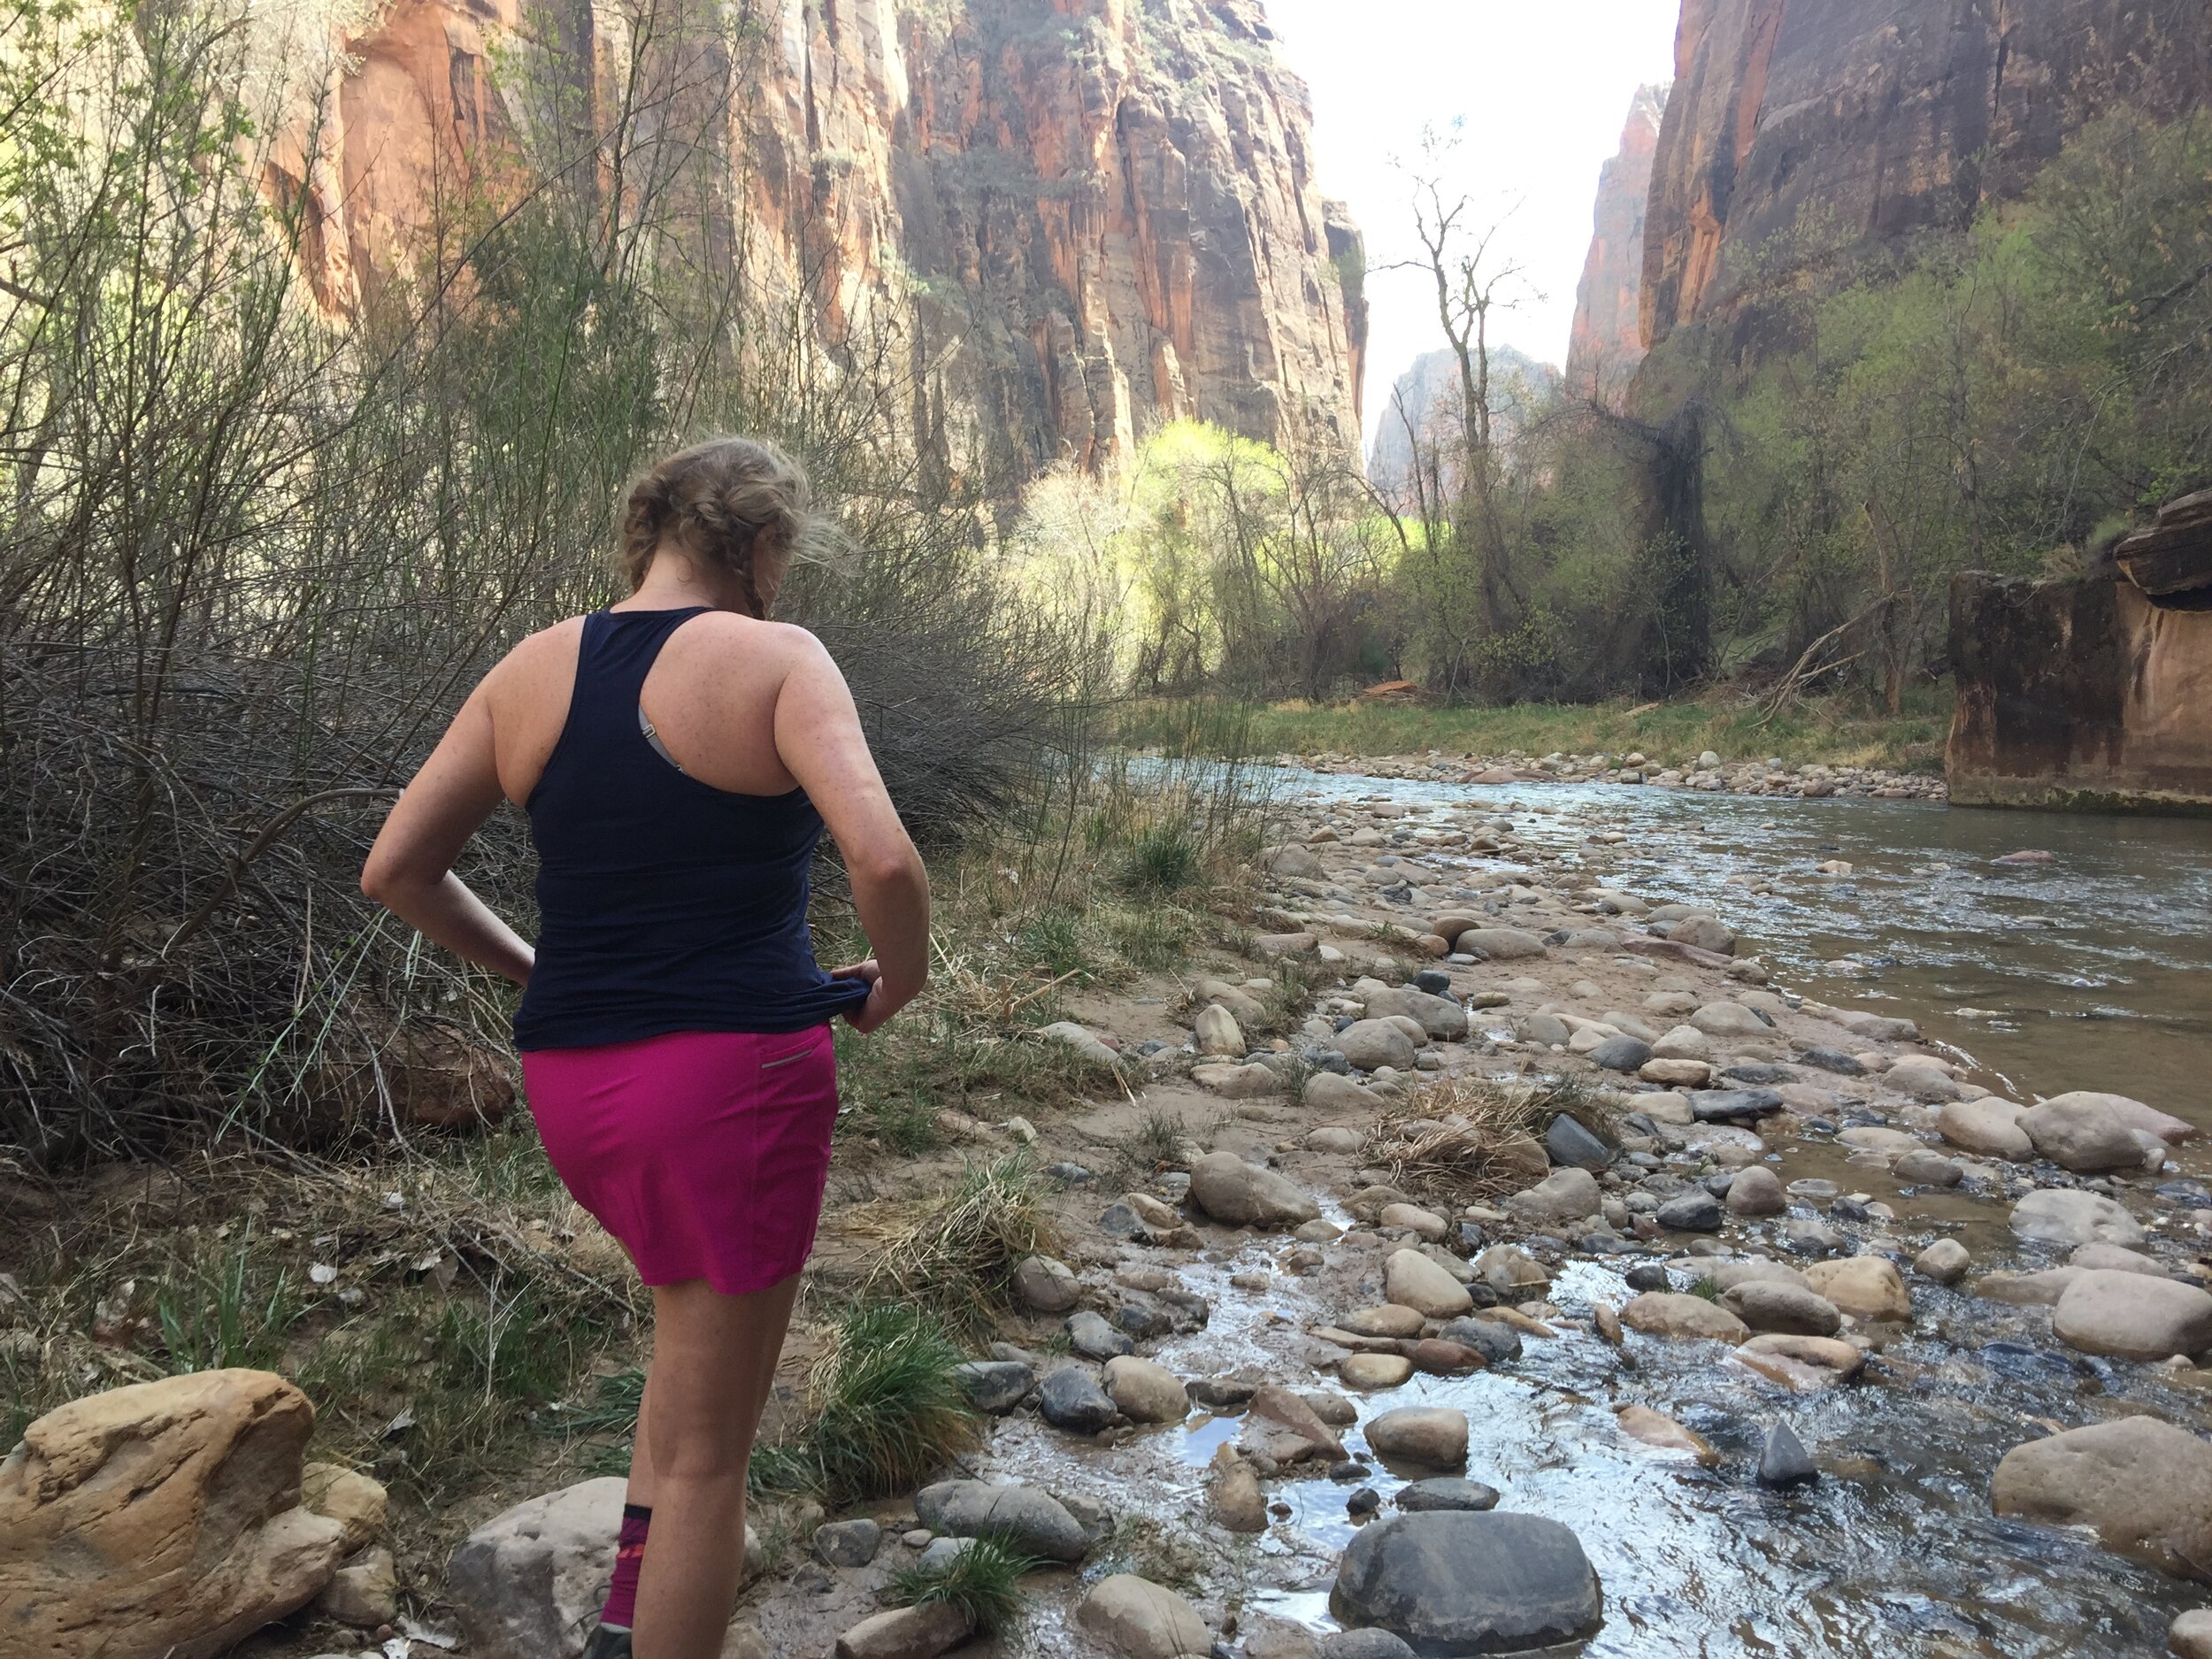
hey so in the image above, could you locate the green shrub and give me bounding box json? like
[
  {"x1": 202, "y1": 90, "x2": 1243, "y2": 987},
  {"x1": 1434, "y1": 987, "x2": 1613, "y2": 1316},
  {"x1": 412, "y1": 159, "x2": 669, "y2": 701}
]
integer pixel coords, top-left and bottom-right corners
[
  {"x1": 806, "y1": 1302, "x2": 977, "y2": 1505},
  {"x1": 885, "y1": 1536, "x2": 1033, "y2": 1634}
]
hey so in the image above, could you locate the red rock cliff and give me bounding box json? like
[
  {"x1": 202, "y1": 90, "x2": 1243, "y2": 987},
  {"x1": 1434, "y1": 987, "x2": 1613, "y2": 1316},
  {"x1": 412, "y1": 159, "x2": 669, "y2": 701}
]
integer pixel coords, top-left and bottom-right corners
[
  {"x1": 1564, "y1": 82, "x2": 1665, "y2": 409},
  {"x1": 1640, "y1": 0, "x2": 2210, "y2": 355},
  {"x1": 284, "y1": 0, "x2": 1366, "y2": 491}
]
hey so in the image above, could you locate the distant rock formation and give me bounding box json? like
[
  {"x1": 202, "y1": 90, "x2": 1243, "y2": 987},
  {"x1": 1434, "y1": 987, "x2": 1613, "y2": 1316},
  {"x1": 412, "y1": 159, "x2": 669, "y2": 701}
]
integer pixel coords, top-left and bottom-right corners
[
  {"x1": 1366, "y1": 346, "x2": 1559, "y2": 499},
  {"x1": 273, "y1": 0, "x2": 1367, "y2": 495},
  {"x1": 1564, "y1": 83, "x2": 1666, "y2": 409},
  {"x1": 1949, "y1": 493, "x2": 2212, "y2": 813},
  {"x1": 1637, "y1": 0, "x2": 2208, "y2": 364}
]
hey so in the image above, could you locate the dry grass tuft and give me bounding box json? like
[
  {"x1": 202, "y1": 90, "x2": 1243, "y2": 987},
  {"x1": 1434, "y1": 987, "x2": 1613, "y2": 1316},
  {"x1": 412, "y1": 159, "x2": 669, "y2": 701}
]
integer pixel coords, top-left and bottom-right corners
[
  {"x1": 1362, "y1": 1077, "x2": 1560, "y2": 1204},
  {"x1": 852, "y1": 1153, "x2": 1060, "y2": 1325}
]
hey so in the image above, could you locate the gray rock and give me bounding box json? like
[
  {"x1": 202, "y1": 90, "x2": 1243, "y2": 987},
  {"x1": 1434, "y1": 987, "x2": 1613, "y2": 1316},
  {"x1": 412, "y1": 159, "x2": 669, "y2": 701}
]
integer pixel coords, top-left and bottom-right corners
[
  {"x1": 1721, "y1": 1282, "x2": 1842, "y2": 1336},
  {"x1": 1655, "y1": 1191, "x2": 1724, "y2": 1233},
  {"x1": 1545, "y1": 1115, "x2": 1613, "y2": 1171},
  {"x1": 913, "y1": 1479, "x2": 1091, "y2": 1562},
  {"x1": 951, "y1": 1359, "x2": 1033, "y2": 1414},
  {"x1": 448, "y1": 1478, "x2": 630, "y2": 1659},
  {"x1": 1913, "y1": 1239, "x2": 1970, "y2": 1284},
  {"x1": 1779, "y1": 1218, "x2": 1845, "y2": 1256},
  {"x1": 1453, "y1": 927, "x2": 1548, "y2": 960},
  {"x1": 1725, "y1": 1165, "x2": 1786, "y2": 1216},
  {"x1": 1522, "y1": 1013, "x2": 1571, "y2": 1048},
  {"x1": 1437, "y1": 1317, "x2": 1522, "y2": 1365},
  {"x1": 2009, "y1": 1188, "x2": 2147, "y2": 1248},
  {"x1": 1329, "y1": 1511, "x2": 1603, "y2": 1655},
  {"x1": 813, "y1": 1518, "x2": 882, "y2": 1569},
  {"x1": 1037, "y1": 1367, "x2": 1118, "y2": 1435},
  {"x1": 1690, "y1": 1089, "x2": 1784, "y2": 1122},
  {"x1": 1394, "y1": 1477, "x2": 1502, "y2": 1513},
  {"x1": 1505, "y1": 1167, "x2": 1602, "y2": 1228},
  {"x1": 1990, "y1": 1417, "x2": 2212, "y2": 1580},
  {"x1": 1797, "y1": 1047, "x2": 1866, "y2": 1076},
  {"x1": 1339, "y1": 1018, "x2": 1420, "y2": 1072},
  {"x1": 1363, "y1": 1407, "x2": 1470, "y2": 1469},
  {"x1": 1317, "y1": 1632, "x2": 1418, "y2": 1659},
  {"x1": 916, "y1": 1535, "x2": 979, "y2": 1574},
  {"x1": 1067, "y1": 1310, "x2": 1134, "y2": 1361},
  {"x1": 1672, "y1": 918, "x2": 1738, "y2": 955},
  {"x1": 2051, "y1": 1271, "x2": 2212, "y2": 1360},
  {"x1": 1588, "y1": 1035, "x2": 1653, "y2": 1073},
  {"x1": 1012, "y1": 1254, "x2": 1081, "y2": 1313},
  {"x1": 1187, "y1": 1150, "x2": 1320, "y2": 1229},
  {"x1": 833, "y1": 1601, "x2": 972, "y2": 1659},
  {"x1": 1892, "y1": 1150, "x2": 1963, "y2": 1187},
  {"x1": 1039, "y1": 1021, "x2": 1121, "y2": 1067},
  {"x1": 1363, "y1": 986, "x2": 1471, "y2": 1041},
  {"x1": 1072, "y1": 1573, "x2": 1211, "y2": 1659},
  {"x1": 1758, "y1": 1422, "x2": 1816, "y2": 1486},
  {"x1": 2020, "y1": 1097, "x2": 2149, "y2": 1174}
]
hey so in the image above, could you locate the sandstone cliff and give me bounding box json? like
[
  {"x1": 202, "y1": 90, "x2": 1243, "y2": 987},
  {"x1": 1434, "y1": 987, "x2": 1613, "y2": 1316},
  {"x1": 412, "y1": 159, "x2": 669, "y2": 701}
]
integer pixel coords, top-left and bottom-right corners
[
  {"x1": 277, "y1": 0, "x2": 1366, "y2": 494},
  {"x1": 1639, "y1": 0, "x2": 2209, "y2": 357},
  {"x1": 1564, "y1": 82, "x2": 1665, "y2": 408}
]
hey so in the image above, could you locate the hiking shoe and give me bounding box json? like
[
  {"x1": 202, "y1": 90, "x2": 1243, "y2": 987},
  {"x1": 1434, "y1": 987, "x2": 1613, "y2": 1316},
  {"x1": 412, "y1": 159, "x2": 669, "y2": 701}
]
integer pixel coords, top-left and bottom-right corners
[{"x1": 581, "y1": 1626, "x2": 633, "y2": 1659}]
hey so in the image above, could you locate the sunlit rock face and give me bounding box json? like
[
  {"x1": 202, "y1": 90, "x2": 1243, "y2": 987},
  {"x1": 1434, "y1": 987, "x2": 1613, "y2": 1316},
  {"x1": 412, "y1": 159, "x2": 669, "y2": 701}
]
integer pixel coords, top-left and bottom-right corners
[
  {"x1": 1637, "y1": 0, "x2": 2206, "y2": 358},
  {"x1": 281, "y1": 0, "x2": 1366, "y2": 490},
  {"x1": 1563, "y1": 82, "x2": 1663, "y2": 410}
]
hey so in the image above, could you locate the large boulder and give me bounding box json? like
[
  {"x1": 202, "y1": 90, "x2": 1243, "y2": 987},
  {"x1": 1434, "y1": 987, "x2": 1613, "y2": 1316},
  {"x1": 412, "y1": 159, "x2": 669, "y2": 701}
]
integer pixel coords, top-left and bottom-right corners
[
  {"x1": 1937, "y1": 1099, "x2": 2033, "y2": 1160},
  {"x1": 1187, "y1": 1151, "x2": 1320, "y2": 1228},
  {"x1": 450, "y1": 1478, "x2": 720, "y2": 1659},
  {"x1": 0, "y1": 1370, "x2": 351, "y2": 1659},
  {"x1": 2040, "y1": 1090, "x2": 2194, "y2": 1144},
  {"x1": 2019, "y1": 1096, "x2": 2151, "y2": 1173},
  {"x1": 1802, "y1": 1256, "x2": 1911, "y2": 1322},
  {"x1": 1363, "y1": 1408, "x2": 1471, "y2": 1469},
  {"x1": 1452, "y1": 927, "x2": 1549, "y2": 960},
  {"x1": 1386, "y1": 1248, "x2": 1474, "y2": 1318},
  {"x1": 1194, "y1": 1003, "x2": 1245, "y2": 1057},
  {"x1": 1329, "y1": 1511, "x2": 1603, "y2": 1654},
  {"x1": 1621, "y1": 1294, "x2": 1748, "y2": 1342},
  {"x1": 2051, "y1": 1271, "x2": 2212, "y2": 1360},
  {"x1": 1362, "y1": 985, "x2": 1471, "y2": 1041},
  {"x1": 2009, "y1": 1188, "x2": 2147, "y2": 1248},
  {"x1": 1991, "y1": 1417, "x2": 2212, "y2": 1581},
  {"x1": 1502, "y1": 1168, "x2": 1601, "y2": 1228},
  {"x1": 1074, "y1": 1574, "x2": 1212, "y2": 1658},
  {"x1": 913, "y1": 1479, "x2": 1090, "y2": 1562},
  {"x1": 1339, "y1": 1019, "x2": 1420, "y2": 1072}
]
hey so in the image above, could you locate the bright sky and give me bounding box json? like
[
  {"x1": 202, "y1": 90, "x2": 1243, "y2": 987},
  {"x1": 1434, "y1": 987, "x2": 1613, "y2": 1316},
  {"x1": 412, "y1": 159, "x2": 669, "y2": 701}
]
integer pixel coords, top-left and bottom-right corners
[{"x1": 1263, "y1": 0, "x2": 1682, "y2": 442}]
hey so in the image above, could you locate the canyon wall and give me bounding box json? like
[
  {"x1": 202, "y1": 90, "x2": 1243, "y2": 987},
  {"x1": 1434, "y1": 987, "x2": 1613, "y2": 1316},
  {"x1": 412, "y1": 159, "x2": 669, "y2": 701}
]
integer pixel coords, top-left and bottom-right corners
[
  {"x1": 1638, "y1": 0, "x2": 2210, "y2": 362},
  {"x1": 1365, "y1": 345, "x2": 1558, "y2": 499},
  {"x1": 1563, "y1": 82, "x2": 1664, "y2": 409},
  {"x1": 281, "y1": 0, "x2": 1368, "y2": 495}
]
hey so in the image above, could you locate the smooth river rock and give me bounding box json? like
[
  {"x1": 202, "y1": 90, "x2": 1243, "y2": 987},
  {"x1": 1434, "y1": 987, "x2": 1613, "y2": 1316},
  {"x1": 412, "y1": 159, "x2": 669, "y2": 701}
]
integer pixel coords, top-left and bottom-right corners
[
  {"x1": 1913, "y1": 1239, "x2": 1971, "y2": 1284},
  {"x1": 1730, "y1": 1334, "x2": 1866, "y2": 1392},
  {"x1": 1364, "y1": 1408, "x2": 1471, "y2": 1469},
  {"x1": 1187, "y1": 1151, "x2": 1320, "y2": 1228},
  {"x1": 1938, "y1": 1099, "x2": 2033, "y2": 1161},
  {"x1": 913, "y1": 1479, "x2": 1090, "y2": 1562},
  {"x1": 2020, "y1": 1096, "x2": 2152, "y2": 1173},
  {"x1": 1504, "y1": 1167, "x2": 1601, "y2": 1227},
  {"x1": 1724, "y1": 1165, "x2": 1786, "y2": 1216},
  {"x1": 1104, "y1": 1356, "x2": 1190, "y2": 1423},
  {"x1": 2010, "y1": 1188, "x2": 2147, "y2": 1248},
  {"x1": 1038, "y1": 1367, "x2": 1118, "y2": 1434},
  {"x1": 1721, "y1": 1282, "x2": 1843, "y2": 1337},
  {"x1": 1622, "y1": 1293, "x2": 1749, "y2": 1342},
  {"x1": 1330, "y1": 1511, "x2": 1603, "y2": 1655},
  {"x1": 1803, "y1": 1257, "x2": 1911, "y2": 1322},
  {"x1": 1453, "y1": 927, "x2": 1548, "y2": 960},
  {"x1": 1338, "y1": 1018, "x2": 1420, "y2": 1072},
  {"x1": 1386, "y1": 1248, "x2": 1474, "y2": 1317},
  {"x1": 1991, "y1": 1417, "x2": 2212, "y2": 1582},
  {"x1": 1074, "y1": 1574, "x2": 1212, "y2": 1659},
  {"x1": 2042, "y1": 1090, "x2": 2195, "y2": 1145},
  {"x1": 2051, "y1": 1271, "x2": 2212, "y2": 1361}
]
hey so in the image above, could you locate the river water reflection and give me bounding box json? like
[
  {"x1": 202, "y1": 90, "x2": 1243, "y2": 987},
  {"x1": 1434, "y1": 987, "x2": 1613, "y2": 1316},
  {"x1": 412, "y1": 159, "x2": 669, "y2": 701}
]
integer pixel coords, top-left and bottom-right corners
[{"x1": 1262, "y1": 766, "x2": 2212, "y2": 1126}]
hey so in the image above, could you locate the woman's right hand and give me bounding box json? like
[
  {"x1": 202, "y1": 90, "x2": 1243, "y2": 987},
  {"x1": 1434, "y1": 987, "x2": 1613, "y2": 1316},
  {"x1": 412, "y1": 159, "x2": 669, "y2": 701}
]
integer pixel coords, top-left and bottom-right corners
[{"x1": 833, "y1": 957, "x2": 902, "y2": 1033}]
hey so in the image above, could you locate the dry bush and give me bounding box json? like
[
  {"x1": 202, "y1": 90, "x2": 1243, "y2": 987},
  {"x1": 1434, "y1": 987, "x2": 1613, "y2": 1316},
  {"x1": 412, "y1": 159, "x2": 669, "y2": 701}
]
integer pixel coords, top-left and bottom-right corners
[{"x1": 1361, "y1": 1076, "x2": 1565, "y2": 1205}]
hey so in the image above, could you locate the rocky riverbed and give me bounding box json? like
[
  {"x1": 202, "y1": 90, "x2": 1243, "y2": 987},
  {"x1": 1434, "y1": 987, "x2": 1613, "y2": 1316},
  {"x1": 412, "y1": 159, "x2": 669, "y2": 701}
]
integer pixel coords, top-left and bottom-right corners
[{"x1": 12, "y1": 772, "x2": 2211, "y2": 1659}]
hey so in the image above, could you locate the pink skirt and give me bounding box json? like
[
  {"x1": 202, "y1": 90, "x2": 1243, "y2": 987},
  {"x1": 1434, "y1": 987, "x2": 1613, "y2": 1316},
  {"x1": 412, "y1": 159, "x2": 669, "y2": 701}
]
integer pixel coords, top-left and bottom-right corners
[{"x1": 520, "y1": 1026, "x2": 838, "y2": 1296}]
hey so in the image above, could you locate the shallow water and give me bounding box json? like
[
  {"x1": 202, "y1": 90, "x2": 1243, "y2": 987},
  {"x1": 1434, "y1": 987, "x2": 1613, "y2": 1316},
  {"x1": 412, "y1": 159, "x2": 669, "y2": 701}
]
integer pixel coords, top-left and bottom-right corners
[
  {"x1": 987, "y1": 766, "x2": 2212, "y2": 1657},
  {"x1": 1263, "y1": 767, "x2": 2212, "y2": 1125}
]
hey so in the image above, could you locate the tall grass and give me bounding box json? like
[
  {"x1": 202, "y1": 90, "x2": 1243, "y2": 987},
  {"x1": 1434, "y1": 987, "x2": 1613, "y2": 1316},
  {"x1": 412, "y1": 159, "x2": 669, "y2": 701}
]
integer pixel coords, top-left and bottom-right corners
[
  {"x1": 856, "y1": 1153, "x2": 1059, "y2": 1325},
  {"x1": 803, "y1": 1302, "x2": 977, "y2": 1506},
  {"x1": 886, "y1": 1538, "x2": 1034, "y2": 1633}
]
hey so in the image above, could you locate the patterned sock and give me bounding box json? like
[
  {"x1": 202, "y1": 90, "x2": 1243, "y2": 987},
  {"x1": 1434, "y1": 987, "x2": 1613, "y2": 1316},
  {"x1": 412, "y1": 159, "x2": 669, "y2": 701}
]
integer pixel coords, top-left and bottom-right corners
[{"x1": 599, "y1": 1503, "x2": 652, "y2": 1632}]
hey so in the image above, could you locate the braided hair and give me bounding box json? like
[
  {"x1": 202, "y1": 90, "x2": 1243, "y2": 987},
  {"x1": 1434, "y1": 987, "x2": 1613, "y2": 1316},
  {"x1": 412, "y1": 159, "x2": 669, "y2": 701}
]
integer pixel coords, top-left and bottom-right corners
[{"x1": 618, "y1": 436, "x2": 810, "y2": 617}]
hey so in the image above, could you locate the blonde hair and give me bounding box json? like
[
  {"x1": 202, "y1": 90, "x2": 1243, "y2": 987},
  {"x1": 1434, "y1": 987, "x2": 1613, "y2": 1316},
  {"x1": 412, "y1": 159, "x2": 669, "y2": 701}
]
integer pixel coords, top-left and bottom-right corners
[{"x1": 618, "y1": 436, "x2": 810, "y2": 617}]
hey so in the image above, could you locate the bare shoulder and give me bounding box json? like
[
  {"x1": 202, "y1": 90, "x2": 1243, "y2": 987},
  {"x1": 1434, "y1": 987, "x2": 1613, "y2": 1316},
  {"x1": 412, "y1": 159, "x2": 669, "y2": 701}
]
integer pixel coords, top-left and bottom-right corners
[
  {"x1": 484, "y1": 617, "x2": 587, "y2": 694},
  {"x1": 683, "y1": 612, "x2": 833, "y2": 673}
]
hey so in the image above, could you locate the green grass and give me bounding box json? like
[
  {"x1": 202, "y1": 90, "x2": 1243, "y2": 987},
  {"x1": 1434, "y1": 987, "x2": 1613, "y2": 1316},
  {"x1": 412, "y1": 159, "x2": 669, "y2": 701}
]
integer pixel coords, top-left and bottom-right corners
[
  {"x1": 886, "y1": 1537, "x2": 1035, "y2": 1633},
  {"x1": 155, "y1": 1239, "x2": 306, "y2": 1374},
  {"x1": 804, "y1": 1302, "x2": 977, "y2": 1505},
  {"x1": 1117, "y1": 821, "x2": 1204, "y2": 894},
  {"x1": 1114, "y1": 686, "x2": 1955, "y2": 772}
]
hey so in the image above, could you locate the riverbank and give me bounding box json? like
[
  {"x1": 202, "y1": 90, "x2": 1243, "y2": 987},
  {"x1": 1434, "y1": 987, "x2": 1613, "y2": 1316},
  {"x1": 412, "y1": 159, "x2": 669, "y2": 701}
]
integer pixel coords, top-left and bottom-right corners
[
  {"x1": 7, "y1": 757, "x2": 2211, "y2": 1659},
  {"x1": 1115, "y1": 687, "x2": 1955, "y2": 779}
]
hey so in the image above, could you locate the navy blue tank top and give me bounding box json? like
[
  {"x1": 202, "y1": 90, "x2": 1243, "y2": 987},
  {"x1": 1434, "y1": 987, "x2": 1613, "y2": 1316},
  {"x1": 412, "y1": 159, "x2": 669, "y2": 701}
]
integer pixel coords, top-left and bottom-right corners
[{"x1": 511, "y1": 607, "x2": 870, "y2": 1050}]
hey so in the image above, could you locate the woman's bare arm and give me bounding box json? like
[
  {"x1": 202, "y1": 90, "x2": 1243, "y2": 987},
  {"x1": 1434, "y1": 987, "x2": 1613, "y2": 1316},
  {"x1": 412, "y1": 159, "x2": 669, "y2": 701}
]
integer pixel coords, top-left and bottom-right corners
[
  {"x1": 360, "y1": 683, "x2": 535, "y2": 986},
  {"x1": 772, "y1": 634, "x2": 929, "y2": 1033}
]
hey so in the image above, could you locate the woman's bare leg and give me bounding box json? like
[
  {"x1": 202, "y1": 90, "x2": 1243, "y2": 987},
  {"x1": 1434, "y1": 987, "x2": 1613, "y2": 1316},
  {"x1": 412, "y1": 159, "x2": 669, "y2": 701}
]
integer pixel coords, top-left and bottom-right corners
[{"x1": 627, "y1": 1272, "x2": 802, "y2": 1659}]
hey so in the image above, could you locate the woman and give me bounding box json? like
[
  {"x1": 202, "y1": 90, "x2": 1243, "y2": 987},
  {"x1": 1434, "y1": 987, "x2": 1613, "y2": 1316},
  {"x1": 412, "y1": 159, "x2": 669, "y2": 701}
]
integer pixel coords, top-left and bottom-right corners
[{"x1": 362, "y1": 436, "x2": 929, "y2": 1659}]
